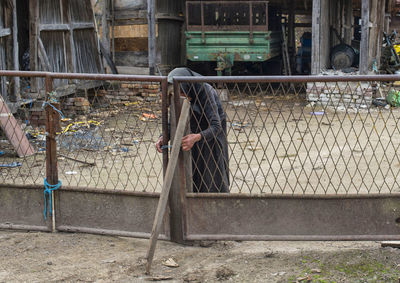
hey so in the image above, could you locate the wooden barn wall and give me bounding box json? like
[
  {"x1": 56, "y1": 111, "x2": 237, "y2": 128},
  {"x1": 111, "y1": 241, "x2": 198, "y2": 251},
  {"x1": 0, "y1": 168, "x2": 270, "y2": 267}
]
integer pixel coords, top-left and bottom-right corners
[
  {"x1": 110, "y1": 0, "x2": 149, "y2": 73},
  {"x1": 31, "y1": 0, "x2": 102, "y2": 88},
  {"x1": 0, "y1": 0, "x2": 18, "y2": 102},
  {"x1": 110, "y1": 0, "x2": 184, "y2": 74}
]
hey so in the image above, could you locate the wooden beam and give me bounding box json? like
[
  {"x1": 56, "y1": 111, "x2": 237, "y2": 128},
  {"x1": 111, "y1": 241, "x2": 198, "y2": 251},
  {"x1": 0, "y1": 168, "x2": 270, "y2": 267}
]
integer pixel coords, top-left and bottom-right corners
[
  {"x1": 70, "y1": 23, "x2": 95, "y2": 30},
  {"x1": 368, "y1": 0, "x2": 378, "y2": 71},
  {"x1": 101, "y1": 0, "x2": 111, "y2": 58},
  {"x1": 12, "y1": 0, "x2": 20, "y2": 101},
  {"x1": 147, "y1": 0, "x2": 156, "y2": 75},
  {"x1": 145, "y1": 99, "x2": 190, "y2": 275},
  {"x1": 320, "y1": 0, "x2": 329, "y2": 69},
  {"x1": 343, "y1": 0, "x2": 353, "y2": 45},
  {"x1": 37, "y1": 37, "x2": 52, "y2": 72},
  {"x1": 360, "y1": 0, "x2": 370, "y2": 74},
  {"x1": 0, "y1": 28, "x2": 11, "y2": 38},
  {"x1": 311, "y1": 0, "x2": 321, "y2": 74},
  {"x1": 29, "y1": 0, "x2": 39, "y2": 91},
  {"x1": 39, "y1": 24, "x2": 70, "y2": 32},
  {"x1": 68, "y1": 3, "x2": 77, "y2": 73},
  {"x1": 0, "y1": 96, "x2": 35, "y2": 157}
]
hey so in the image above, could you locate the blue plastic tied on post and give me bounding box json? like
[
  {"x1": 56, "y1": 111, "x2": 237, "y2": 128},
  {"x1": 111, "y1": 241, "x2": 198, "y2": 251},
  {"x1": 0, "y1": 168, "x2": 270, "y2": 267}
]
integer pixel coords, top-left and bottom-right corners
[
  {"x1": 42, "y1": 91, "x2": 65, "y2": 119},
  {"x1": 43, "y1": 178, "x2": 62, "y2": 220}
]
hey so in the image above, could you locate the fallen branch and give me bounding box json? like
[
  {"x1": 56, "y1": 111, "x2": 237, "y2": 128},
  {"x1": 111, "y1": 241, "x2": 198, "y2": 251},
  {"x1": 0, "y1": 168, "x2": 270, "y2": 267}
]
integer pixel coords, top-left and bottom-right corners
[{"x1": 58, "y1": 154, "x2": 96, "y2": 167}]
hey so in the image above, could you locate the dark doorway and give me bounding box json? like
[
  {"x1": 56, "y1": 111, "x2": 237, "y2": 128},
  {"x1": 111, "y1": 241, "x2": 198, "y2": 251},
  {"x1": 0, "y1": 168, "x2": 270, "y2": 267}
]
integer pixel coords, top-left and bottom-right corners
[{"x1": 17, "y1": 0, "x2": 29, "y2": 70}]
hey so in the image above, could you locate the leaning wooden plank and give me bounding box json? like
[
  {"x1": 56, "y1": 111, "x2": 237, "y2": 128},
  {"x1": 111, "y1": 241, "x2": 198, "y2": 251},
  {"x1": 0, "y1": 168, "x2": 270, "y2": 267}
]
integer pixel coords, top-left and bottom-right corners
[
  {"x1": 145, "y1": 99, "x2": 190, "y2": 275},
  {"x1": 0, "y1": 96, "x2": 34, "y2": 157}
]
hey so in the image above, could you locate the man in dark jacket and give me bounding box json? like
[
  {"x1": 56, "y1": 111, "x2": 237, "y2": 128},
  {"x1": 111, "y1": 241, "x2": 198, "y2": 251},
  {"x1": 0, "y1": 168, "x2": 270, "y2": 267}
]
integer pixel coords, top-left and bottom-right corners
[{"x1": 156, "y1": 67, "x2": 229, "y2": 193}]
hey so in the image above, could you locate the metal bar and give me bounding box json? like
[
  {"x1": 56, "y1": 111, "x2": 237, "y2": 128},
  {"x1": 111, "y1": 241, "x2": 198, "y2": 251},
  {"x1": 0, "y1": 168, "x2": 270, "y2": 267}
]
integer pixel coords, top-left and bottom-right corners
[
  {"x1": 173, "y1": 74, "x2": 400, "y2": 83},
  {"x1": 186, "y1": 193, "x2": 400, "y2": 200},
  {"x1": 45, "y1": 75, "x2": 58, "y2": 232},
  {"x1": 0, "y1": 184, "x2": 162, "y2": 197},
  {"x1": 186, "y1": 235, "x2": 400, "y2": 241},
  {"x1": 187, "y1": 25, "x2": 268, "y2": 31},
  {"x1": 0, "y1": 70, "x2": 397, "y2": 83},
  {"x1": 0, "y1": 224, "x2": 50, "y2": 232},
  {"x1": 56, "y1": 226, "x2": 169, "y2": 240}
]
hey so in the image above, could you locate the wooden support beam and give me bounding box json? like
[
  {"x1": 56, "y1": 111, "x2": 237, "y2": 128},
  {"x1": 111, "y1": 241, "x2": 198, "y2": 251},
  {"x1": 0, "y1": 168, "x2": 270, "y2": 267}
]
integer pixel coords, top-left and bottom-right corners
[
  {"x1": 29, "y1": 0, "x2": 39, "y2": 90},
  {"x1": 12, "y1": 0, "x2": 20, "y2": 101},
  {"x1": 70, "y1": 23, "x2": 95, "y2": 30},
  {"x1": 311, "y1": 0, "x2": 321, "y2": 74},
  {"x1": 343, "y1": 0, "x2": 353, "y2": 45},
  {"x1": 368, "y1": 0, "x2": 378, "y2": 71},
  {"x1": 0, "y1": 96, "x2": 34, "y2": 157},
  {"x1": 147, "y1": 0, "x2": 156, "y2": 75},
  {"x1": 39, "y1": 24, "x2": 70, "y2": 32},
  {"x1": 101, "y1": 0, "x2": 111, "y2": 62},
  {"x1": 146, "y1": 99, "x2": 190, "y2": 275},
  {"x1": 38, "y1": 37, "x2": 52, "y2": 72},
  {"x1": 360, "y1": 0, "x2": 370, "y2": 74}
]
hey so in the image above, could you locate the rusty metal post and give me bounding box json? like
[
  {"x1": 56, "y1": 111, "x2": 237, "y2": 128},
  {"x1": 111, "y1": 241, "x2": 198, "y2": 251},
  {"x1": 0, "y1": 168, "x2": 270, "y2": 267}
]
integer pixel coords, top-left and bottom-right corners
[
  {"x1": 168, "y1": 79, "x2": 188, "y2": 244},
  {"x1": 45, "y1": 75, "x2": 59, "y2": 232}
]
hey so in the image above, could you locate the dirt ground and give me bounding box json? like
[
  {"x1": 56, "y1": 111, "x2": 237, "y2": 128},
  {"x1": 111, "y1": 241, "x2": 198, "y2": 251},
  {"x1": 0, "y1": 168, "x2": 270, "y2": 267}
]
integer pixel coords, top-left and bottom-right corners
[{"x1": 0, "y1": 230, "x2": 399, "y2": 282}]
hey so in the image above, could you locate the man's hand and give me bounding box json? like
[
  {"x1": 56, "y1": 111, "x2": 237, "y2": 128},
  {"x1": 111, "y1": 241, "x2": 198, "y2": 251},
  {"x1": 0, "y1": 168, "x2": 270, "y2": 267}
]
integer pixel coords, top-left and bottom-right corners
[
  {"x1": 182, "y1": 133, "x2": 201, "y2": 151},
  {"x1": 155, "y1": 136, "x2": 163, "y2": 153}
]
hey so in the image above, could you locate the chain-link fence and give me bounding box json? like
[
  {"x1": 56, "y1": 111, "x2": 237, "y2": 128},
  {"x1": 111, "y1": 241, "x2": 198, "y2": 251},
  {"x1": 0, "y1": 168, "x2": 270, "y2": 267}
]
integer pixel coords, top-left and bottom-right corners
[
  {"x1": 0, "y1": 72, "x2": 166, "y2": 194},
  {"x1": 1, "y1": 72, "x2": 400, "y2": 196},
  {"x1": 174, "y1": 75, "x2": 400, "y2": 195}
]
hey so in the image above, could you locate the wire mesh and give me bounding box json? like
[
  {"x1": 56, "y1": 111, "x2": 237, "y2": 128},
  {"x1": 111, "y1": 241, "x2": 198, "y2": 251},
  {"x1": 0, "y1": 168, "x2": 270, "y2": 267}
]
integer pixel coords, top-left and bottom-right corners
[
  {"x1": 0, "y1": 75, "x2": 47, "y2": 186},
  {"x1": 55, "y1": 79, "x2": 164, "y2": 192},
  {"x1": 176, "y1": 77, "x2": 400, "y2": 195}
]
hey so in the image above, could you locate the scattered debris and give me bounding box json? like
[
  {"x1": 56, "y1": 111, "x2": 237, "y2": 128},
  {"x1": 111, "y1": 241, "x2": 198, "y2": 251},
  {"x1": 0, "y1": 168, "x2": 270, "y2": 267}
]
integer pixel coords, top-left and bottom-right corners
[
  {"x1": 142, "y1": 113, "x2": 157, "y2": 119},
  {"x1": 0, "y1": 162, "x2": 22, "y2": 168},
  {"x1": 296, "y1": 275, "x2": 312, "y2": 282},
  {"x1": 101, "y1": 259, "x2": 116, "y2": 264},
  {"x1": 65, "y1": 171, "x2": 78, "y2": 175},
  {"x1": 145, "y1": 275, "x2": 173, "y2": 281},
  {"x1": 311, "y1": 268, "x2": 322, "y2": 273},
  {"x1": 271, "y1": 271, "x2": 286, "y2": 276},
  {"x1": 162, "y1": 258, "x2": 179, "y2": 268},
  {"x1": 247, "y1": 145, "x2": 262, "y2": 152},
  {"x1": 310, "y1": 111, "x2": 325, "y2": 115}
]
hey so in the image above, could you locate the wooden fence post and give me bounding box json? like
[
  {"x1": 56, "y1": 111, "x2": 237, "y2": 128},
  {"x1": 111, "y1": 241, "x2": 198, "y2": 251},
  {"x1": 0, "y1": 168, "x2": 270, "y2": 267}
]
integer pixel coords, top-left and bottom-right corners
[{"x1": 45, "y1": 75, "x2": 59, "y2": 232}]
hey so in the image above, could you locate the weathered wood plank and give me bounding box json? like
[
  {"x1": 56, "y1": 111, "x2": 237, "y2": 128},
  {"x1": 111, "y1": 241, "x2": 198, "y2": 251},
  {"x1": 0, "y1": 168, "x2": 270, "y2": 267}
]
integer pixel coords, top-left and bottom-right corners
[
  {"x1": 37, "y1": 37, "x2": 52, "y2": 72},
  {"x1": 0, "y1": 28, "x2": 11, "y2": 38},
  {"x1": 360, "y1": 0, "x2": 370, "y2": 74},
  {"x1": 146, "y1": 99, "x2": 190, "y2": 274},
  {"x1": 71, "y1": 23, "x2": 94, "y2": 30},
  {"x1": 0, "y1": 96, "x2": 34, "y2": 157},
  {"x1": 147, "y1": 0, "x2": 156, "y2": 75},
  {"x1": 29, "y1": 0, "x2": 39, "y2": 91},
  {"x1": 39, "y1": 24, "x2": 70, "y2": 31},
  {"x1": 311, "y1": 0, "x2": 320, "y2": 74},
  {"x1": 12, "y1": 0, "x2": 20, "y2": 101}
]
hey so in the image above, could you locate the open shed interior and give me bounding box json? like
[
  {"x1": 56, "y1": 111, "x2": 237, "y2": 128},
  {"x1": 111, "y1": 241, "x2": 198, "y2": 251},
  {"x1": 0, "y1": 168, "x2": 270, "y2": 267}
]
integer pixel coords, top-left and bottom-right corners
[{"x1": 101, "y1": 0, "x2": 400, "y2": 77}]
